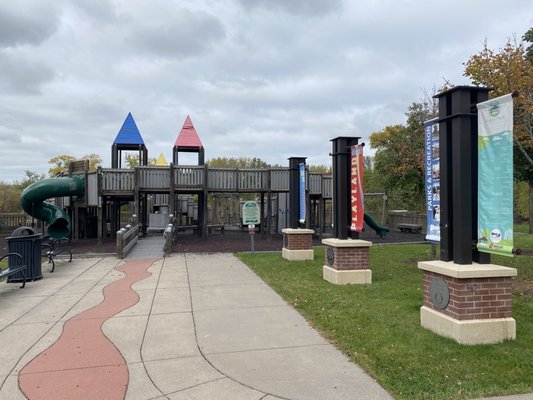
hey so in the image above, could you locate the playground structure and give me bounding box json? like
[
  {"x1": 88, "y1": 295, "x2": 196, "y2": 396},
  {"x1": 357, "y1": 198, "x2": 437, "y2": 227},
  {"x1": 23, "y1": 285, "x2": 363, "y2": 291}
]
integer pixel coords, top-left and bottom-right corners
[{"x1": 17, "y1": 114, "x2": 389, "y2": 244}]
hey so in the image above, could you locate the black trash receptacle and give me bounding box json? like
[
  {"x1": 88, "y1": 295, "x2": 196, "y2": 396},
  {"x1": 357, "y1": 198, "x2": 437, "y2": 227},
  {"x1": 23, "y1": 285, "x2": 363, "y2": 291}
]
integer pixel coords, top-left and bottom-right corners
[{"x1": 7, "y1": 227, "x2": 43, "y2": 282}]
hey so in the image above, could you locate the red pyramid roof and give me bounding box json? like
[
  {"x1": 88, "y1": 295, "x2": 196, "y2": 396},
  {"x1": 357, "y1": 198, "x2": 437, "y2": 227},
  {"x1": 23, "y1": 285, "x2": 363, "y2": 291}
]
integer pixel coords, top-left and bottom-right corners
[{"x1": 174, "y1": 116, "x2": 203, "y2": 148}]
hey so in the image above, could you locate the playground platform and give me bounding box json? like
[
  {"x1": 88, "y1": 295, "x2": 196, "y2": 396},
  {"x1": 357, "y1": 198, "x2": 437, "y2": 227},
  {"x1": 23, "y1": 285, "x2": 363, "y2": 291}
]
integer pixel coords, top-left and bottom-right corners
[{"x1": 0, "y1": 249, "x2": 530, "y2": 399}]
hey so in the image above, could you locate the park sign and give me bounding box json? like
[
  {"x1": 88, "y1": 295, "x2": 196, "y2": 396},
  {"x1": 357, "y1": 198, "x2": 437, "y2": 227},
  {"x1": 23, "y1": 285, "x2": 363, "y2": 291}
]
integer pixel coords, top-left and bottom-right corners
[
  {"x1": 242, "y1": 201, "x2": 260, "y2": 225},
  {"x1": 350, "y1": 144, "x2": 364, "y2": 232},
  {"x1": 477, "y1": 93, "x2": 514, "y2": 257},
  {"x1": 424, "y1": 118, "x2": 440, "y2": 242},
  {"x1": 299, "y1": 163, "x2": 306, "y2": 224}
]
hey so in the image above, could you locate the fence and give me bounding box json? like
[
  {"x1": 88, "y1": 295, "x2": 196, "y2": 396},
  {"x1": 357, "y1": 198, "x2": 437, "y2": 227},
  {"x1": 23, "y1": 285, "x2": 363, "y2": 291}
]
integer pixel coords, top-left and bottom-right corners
[
  {"x1": 0, "y1": 213, "x2": 34, "y2": 234},
  {"x1": 116, "y1": 224, "x2": 140, "y2": 259}
]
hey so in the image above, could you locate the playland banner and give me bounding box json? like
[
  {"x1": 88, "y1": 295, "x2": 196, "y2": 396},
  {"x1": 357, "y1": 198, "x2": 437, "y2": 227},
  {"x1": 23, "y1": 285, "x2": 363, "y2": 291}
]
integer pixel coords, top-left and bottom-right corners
[
  {"x1": 350, "y1": 144, "x2": 364, "y2": 232},
  {"x1": 477, "y1": 93, "x2": 514, "y2": 256},
  {"x1": 424, "y1": 118, "x2": 440, "y2": 242},
  {"x1": 299, "y1": 163, "x2": 306, "y2": 224}
]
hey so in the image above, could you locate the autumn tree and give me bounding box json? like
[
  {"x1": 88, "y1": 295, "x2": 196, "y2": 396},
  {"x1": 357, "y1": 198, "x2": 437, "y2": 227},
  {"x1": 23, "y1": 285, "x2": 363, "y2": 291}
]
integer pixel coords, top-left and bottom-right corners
[
  {"x1": 369, "y1": 101, "x2": 436, "y2": 211},
  {"x1": 48, "y1": 155, "x2": 76, "y2": 176},
  {"x1": 48, "y1": 154, "x2": 102, "y2": 176},
  {"x1": 124, "y1": 153, "x2": 156, "y2": 168},
  {"x1": 464, "y1": 34, "x2": 533, "y2": 231}
]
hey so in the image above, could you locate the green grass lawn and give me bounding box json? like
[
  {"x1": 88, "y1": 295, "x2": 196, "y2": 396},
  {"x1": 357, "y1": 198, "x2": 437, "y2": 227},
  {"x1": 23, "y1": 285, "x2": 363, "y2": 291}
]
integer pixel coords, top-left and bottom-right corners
[{"x1": 237, "y1": 231, "x2": 533, "y2": 400}]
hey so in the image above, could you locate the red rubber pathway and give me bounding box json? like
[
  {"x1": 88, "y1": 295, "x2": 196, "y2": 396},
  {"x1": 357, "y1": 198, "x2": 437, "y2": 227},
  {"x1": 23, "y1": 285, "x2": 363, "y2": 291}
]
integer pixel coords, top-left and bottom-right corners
[{"x1": 18, "y1": 259, "x2": 155, "y2": 399}]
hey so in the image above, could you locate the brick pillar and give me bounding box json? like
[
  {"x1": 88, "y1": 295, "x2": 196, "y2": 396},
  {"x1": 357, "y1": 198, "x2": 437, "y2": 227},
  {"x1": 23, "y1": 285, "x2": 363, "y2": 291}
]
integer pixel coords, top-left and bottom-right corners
[
  {"x1": 282, "y1": 228, "x2": 314, "y2": 261},
  {"x1": 322, "y1": 238, "x2": 372, "y2": 284},
  {"x1": 418, "y1": 260, "x2": 517, "y2": 344}
]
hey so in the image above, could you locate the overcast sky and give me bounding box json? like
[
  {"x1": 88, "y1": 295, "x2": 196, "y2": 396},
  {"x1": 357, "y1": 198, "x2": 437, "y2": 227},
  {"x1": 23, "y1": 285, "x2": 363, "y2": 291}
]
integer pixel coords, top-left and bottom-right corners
[{"x1": 1, "y1": 0, "x2": 532, "y2": 182}]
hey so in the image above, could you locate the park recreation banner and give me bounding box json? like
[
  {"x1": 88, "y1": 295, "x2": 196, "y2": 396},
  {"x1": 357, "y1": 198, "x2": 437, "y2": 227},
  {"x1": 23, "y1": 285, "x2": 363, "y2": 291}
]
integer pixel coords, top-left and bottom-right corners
[
  {"x1": 350, "y1": 144, "x2": 364, "y2": 232},
  {"x1": 424, "y1": 118, "x2": 440, "y2": 242},
  {"x1": 477, "y1": 93, "x2": 514, "y2": 256},
  {"x1": 299, "y1": 163, "x2": 306, "y2": 224}
]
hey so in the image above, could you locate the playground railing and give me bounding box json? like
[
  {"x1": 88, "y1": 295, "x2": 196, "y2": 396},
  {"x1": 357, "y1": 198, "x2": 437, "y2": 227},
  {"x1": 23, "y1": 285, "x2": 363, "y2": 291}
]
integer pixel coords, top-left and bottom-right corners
[
  {"x1": 138, "y1": 166, "x2": 170, "y2": 189},
  {"x1": 174, "y1": 165, "x2": 204, "y2": 189},
  {"x1": 270, "y1": 168, "x2": 290, "y2": 191},
  {"x1": 101, "y1": 169, "x2": 135, "y2": 192},
  {"x1": 116, "y1": 224, "x2": 140, "y2": 259},
  {"x1": 309, "y1": 172, "x2": 322, "y2": 195}
]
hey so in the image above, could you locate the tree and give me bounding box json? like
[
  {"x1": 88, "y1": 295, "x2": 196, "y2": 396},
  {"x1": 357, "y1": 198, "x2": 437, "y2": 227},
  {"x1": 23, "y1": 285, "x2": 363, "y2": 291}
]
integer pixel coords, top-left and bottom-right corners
[
  {"x1": 20, "y1": 170, "x2": 45, "y2": 190},
  {"x1": 48, "y1": 155, "x2": 76, "y2": 176},
  {"x1": 309, "y1": 164, "x2": 331, "y2": 174},
  {"x1": 207, "y1": 157, "x2": 269, "y2": 169},
  {"x1": 81, "y1": 154, "x2": 102, "y2": 172},
  {"x1": 369, "y1": 101, "x2": 436, "y2": 211},
  {"x1": 464, "y1": 35, "x2": 533, "y2": 231},
  {"x1": 524, "y1": 28, "x2": 533, "y2": 64},
  {"x1": 124, "y1": 153, "x2": 156, "y2": 168}
]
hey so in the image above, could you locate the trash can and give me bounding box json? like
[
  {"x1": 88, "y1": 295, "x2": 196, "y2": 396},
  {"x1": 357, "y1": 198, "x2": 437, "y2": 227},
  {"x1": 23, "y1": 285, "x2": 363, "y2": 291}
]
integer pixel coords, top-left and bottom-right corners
[{"x1": 7, "y1": 226, "x2": 43, "y2": 282}]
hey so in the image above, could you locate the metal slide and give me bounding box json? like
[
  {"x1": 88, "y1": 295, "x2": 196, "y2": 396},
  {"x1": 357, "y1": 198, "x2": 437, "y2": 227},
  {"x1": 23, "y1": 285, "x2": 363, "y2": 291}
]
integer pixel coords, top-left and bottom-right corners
[
  {"x1": 20, "y1": 176, "x2": 85, "y2": 239},
  {"x1": 363, "y1": 213, "x2": 389, "y2": 238}
]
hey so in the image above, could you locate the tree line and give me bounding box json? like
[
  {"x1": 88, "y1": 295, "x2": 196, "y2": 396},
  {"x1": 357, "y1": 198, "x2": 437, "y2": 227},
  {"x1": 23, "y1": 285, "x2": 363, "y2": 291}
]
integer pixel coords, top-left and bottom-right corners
[{"x1": 368, "y1": 27, "x2": 533, "y2": 232}]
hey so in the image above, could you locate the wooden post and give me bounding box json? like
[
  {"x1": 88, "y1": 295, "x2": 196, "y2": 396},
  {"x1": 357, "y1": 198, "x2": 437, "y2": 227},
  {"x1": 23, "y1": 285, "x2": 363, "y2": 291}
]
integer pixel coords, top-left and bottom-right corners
[{"x1": 169, "y1": 163, "x2": 175, "y2": 217}]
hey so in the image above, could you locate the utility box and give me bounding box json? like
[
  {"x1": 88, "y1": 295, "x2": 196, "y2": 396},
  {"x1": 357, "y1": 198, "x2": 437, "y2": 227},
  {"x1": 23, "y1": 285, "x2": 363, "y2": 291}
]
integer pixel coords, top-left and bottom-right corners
[{"x1": 7, "y1": 227, "x2": 43, "y2": 281}]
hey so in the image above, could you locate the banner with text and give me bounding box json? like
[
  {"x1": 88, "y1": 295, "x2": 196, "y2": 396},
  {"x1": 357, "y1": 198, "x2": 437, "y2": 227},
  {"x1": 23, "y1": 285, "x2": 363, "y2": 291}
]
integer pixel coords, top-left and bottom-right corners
[
  {"x1": 477, "y1": 93, "x2": 514, "y2": 256},
  {"x1": 350, "y1": 144, "x2": 364, "y2": 232},
  {"x1": 299, "y1": 163, "x2": 306, "y2": 224},
  {"x1": 424, "y1": 118, "x2": 440, "y2": 242}
]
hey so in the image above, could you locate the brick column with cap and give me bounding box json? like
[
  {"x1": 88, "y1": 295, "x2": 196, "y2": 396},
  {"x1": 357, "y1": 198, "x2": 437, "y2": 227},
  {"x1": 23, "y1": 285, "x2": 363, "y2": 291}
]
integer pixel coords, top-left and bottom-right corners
[
  {"x1": 418, "y1": 260, "x2": 516, "y2": 344},
  {"x1": 322, "y1": 238, "x2": 372, "y2": 284},
  {"x1": 282, "y1": 228, "x2": 314, "y2": 261}
]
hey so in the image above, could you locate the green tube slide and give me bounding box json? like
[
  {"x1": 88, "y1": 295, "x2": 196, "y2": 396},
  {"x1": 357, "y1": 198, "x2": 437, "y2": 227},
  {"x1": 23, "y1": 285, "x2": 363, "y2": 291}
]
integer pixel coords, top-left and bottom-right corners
[
  {"x1": 364, "y1": 213, "x2": 389, "y2": 238},
  {"x1": 20, "y1": 176, "x2": 85, "y2": 239}
]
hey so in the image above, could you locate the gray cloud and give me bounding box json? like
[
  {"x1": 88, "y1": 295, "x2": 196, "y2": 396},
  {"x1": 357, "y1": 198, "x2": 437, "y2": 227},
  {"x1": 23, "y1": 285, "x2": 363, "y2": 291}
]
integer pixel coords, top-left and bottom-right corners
[
  {"x1": 0, "y1": 50, "x2": 55, "y2": 93},
  {"x1": 0, "y1": 2, "x2": 60, "y2": 47},
  {"x1": 236, "y1": 0, "x2": 343, "y2": 17},
  {"x1": 123, "y1": 7, "x2": 226, "y2": 59},
  {"x1": 0, "y1": 0, "x2": 532, "y2": 183}
]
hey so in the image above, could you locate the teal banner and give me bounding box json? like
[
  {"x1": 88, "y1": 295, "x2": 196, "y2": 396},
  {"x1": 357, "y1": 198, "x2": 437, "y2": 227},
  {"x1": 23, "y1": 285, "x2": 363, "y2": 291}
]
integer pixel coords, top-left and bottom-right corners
[{"x1": 477, "y1": 94, "x2": 514, "y2": 257}]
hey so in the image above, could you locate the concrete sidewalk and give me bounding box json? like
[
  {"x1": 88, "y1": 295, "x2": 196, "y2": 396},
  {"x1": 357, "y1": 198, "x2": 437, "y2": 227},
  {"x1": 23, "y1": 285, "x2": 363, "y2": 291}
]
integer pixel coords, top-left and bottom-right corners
[
  {"x1": 0, "y1": 253, "x2": 391, "y2": 399},
  {"x1": 0, "y1": 253, "x2": 530, "y2": 399}
]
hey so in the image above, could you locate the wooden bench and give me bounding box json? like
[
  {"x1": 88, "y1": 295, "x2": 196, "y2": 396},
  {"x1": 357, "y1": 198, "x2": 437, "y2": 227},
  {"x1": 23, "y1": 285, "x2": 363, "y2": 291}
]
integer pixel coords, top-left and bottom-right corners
[
  {"x1": 42, "y1": 238, "x2": 72, "y2": 273},
  {"x1": 0, "y1": 253, "x2": 27, "y2": 288},
  {"x1": 207, "y1": 224, "x2": 225, "y2": 235},
  {"x1": 398, "y1": 223, "x2": 422, "y2": 233},
  {"x1": 175, "y1": 225, "x2": 198, "y2": 234}
]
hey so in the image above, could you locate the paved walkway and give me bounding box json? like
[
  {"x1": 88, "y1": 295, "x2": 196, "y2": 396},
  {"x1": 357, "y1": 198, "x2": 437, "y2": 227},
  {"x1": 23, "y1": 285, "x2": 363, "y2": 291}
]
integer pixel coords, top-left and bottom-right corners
[
  {"x1": 0, "y1": 253, "x2": 391, "y2": 399},
  {"x1": 0, "y1": 251, "x2": 531, "y2": 399}
]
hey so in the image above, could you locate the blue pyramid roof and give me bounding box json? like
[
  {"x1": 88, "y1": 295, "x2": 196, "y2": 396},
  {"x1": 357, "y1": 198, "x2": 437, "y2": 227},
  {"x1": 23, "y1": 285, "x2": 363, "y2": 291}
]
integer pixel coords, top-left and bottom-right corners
[{"x1": 113, "y1": 113, "x2": 145, "y2": 145}]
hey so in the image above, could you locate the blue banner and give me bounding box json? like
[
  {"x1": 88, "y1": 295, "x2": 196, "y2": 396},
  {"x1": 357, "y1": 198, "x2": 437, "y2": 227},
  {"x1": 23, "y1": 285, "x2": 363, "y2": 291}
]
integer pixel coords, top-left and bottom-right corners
[
  {"x1": 299, "y1": 163, "x2": 306, "y2": 224},
  {"x1": 424, "y1": 118, "x2": 440, "y2": 242},
  {"x1": 477, "y1": 94, "x2": 514, "y2": 256}
]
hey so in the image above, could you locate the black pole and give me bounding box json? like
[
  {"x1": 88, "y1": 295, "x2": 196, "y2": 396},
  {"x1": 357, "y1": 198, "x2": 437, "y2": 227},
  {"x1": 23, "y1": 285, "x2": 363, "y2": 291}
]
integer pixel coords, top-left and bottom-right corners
[
  {"x1": 288, "y1": 157, "x2": 306, "y2": 229},
  {"x1": 331, "y1": 136, "x2": 360, "y2": 240},
  {"x1": 433, "y1": 86, "x2": 491, "y2": 265}
]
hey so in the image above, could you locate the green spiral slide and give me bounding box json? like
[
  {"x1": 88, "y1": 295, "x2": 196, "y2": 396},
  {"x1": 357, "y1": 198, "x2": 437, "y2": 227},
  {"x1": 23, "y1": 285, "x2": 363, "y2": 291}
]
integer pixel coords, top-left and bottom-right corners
[
  {"x1": 364, "y1": 213, "x2": 389, "y2": 238},
  {"x1": 20, "y1": 176, "x2": 85, "y2": 239}
]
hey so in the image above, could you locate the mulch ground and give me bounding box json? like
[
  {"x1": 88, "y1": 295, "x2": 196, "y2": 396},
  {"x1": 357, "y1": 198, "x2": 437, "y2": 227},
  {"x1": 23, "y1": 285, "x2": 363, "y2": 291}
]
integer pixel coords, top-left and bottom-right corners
[
  {"x1": 1, "y1": 227, "x2": 425, "y2": 256},
  {"x1": 171, "y1": 227, "x2": 425, "y2": 253}
]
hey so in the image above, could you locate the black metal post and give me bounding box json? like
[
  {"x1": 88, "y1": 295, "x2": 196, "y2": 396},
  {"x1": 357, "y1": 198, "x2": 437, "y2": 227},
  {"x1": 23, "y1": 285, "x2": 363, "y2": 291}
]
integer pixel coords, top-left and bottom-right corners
[
  {"x1": 288, "y1": 157, "x2": 306, "y2": 229},
  {"x1": 331, "y1": 136, "x2": 360, "y2": 240},
  {"x1": 434, "y1": 86, "x2": 491, "y2": 265}
]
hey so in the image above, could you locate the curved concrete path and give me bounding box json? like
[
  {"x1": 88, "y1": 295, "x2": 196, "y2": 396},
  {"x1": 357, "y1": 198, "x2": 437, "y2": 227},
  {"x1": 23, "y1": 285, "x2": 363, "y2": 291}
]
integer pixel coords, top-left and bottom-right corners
[
  {"x1": 0, "y1": 253, "x2": 392, "y2": 399},
  {"x1": 1, "y1": 252, "x2": 527, "y2": 399}
]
